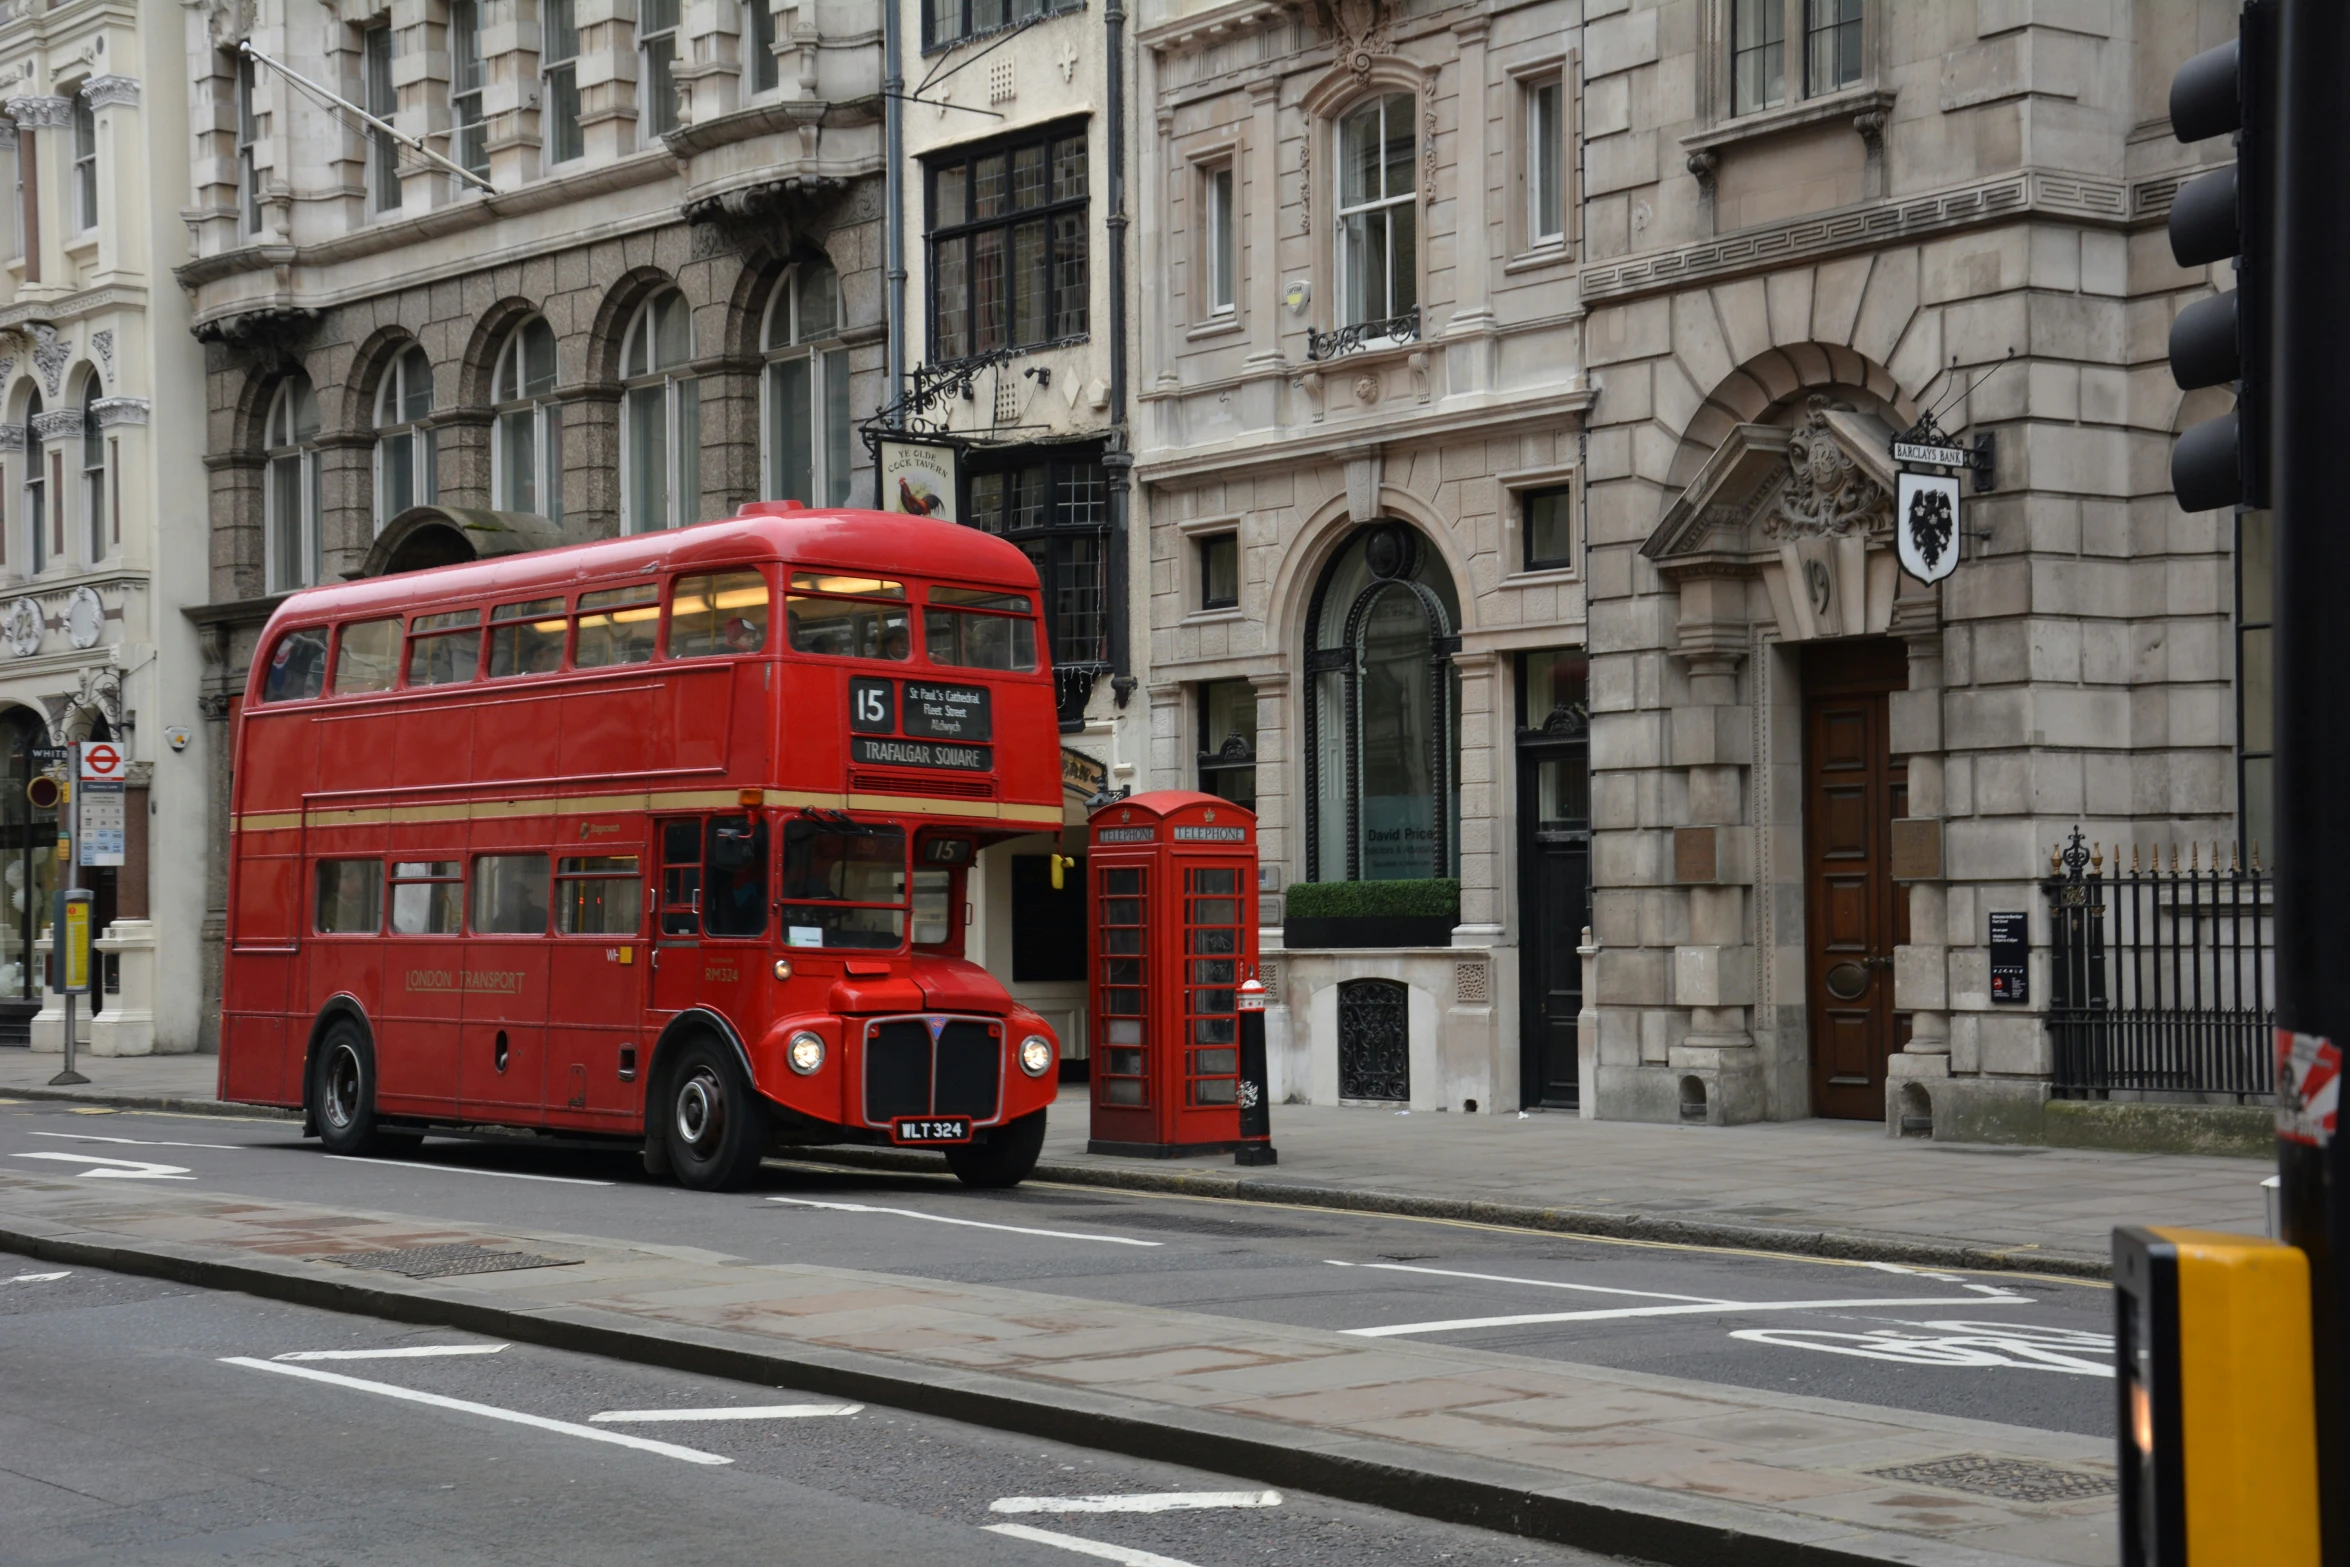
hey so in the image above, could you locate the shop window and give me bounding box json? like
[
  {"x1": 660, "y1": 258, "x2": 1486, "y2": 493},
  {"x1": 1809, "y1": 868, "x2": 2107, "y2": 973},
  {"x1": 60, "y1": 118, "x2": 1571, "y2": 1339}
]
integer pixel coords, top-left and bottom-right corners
[{"x1": 1012, "y1": 853, "x2": 1085, "y2": 983}]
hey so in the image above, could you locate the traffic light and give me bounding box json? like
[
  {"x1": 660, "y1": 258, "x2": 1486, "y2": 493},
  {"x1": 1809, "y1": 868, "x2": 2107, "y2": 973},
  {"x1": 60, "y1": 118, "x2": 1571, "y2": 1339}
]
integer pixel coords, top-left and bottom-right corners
[{"x1": 2165, "y1": 7, "x2": 2272, "y2": 513}]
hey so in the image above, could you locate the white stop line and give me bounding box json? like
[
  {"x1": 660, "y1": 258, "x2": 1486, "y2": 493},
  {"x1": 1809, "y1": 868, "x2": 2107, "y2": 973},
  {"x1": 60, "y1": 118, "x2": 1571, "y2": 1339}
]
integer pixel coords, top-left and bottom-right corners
[{"x1": 1732, "y1": 1319, "x2": 2115, "y2": 1377}]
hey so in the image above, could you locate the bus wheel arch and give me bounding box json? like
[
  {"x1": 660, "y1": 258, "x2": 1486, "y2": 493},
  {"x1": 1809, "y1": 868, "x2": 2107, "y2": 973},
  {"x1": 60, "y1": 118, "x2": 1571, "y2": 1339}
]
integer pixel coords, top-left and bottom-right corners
[
  {"x1": 299, "y1": 997, "x2": 374, "y2": 1133},
  {"x1": 303, "y1": 1005, "x2": 419, "y2": 1158},
  {"x1": 643, "y1": 1010, "x2": 761, "y2": 1184}
]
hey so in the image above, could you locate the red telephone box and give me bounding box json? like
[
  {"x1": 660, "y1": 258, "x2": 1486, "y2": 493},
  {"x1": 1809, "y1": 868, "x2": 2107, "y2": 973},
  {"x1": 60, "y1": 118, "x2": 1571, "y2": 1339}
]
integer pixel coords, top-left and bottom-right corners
[{"x1": 1086, "y1": 791, "x2": 1260, "y2": 1157}]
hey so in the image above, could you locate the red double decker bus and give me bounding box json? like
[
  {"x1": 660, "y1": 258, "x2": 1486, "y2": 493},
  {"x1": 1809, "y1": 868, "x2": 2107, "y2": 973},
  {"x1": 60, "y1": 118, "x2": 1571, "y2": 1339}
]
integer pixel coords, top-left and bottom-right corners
[{"x1": 220, "y1": 503, "x2": 1068, "y2": 1190}]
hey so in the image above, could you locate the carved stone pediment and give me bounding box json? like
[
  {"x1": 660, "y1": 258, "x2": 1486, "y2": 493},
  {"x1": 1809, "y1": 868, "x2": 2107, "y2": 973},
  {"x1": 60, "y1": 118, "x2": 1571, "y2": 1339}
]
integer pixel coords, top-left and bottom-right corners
[{"x1": 1644, "y1": 397, "x2": 1914, "y2": 649}]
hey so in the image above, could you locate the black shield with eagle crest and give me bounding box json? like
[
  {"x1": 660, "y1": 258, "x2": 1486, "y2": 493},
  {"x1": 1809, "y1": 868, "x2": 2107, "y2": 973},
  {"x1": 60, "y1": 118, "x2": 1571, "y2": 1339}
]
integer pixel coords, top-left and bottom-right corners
[{"x1": 1896, "y1": 473, "x2": 1961, "y2": 585}]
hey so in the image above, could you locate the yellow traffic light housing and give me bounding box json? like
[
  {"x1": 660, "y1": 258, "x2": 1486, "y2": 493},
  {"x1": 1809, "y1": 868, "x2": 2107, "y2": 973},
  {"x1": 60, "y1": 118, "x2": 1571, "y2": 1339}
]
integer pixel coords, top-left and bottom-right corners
[
  {"x1": 2115, "y1": 1226, "x2": 2318, "y2": 1566},
  {"x1": 1049, "y1": 853, "x2": 1075, "y2": 891}
]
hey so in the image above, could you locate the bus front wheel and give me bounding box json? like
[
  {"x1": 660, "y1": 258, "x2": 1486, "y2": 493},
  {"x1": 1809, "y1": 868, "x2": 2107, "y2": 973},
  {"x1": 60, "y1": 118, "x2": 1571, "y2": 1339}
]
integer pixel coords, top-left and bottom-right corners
[
  {"x1": 945, "y1": 1110, "x2": 1046, "y2": 1189},
  {"x1": 665, "y1": 1039, "x2": 770, "y2": 1192},
  {"x1": 311, "y1": 1020, "x2": 419, "y2": 1158}
]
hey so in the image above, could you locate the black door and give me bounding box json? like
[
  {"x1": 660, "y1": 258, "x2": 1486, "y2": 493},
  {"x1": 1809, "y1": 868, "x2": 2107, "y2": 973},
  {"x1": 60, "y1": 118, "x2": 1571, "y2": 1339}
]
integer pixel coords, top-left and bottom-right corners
[{"x1": 1517, "y1": 697, "x2": 1590, "y2": 1109}]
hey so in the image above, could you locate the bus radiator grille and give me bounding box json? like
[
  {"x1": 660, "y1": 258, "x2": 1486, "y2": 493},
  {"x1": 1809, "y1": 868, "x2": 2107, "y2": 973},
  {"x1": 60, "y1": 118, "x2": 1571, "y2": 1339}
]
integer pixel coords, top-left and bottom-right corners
[
  {"x1": 934, "y1": 1021, "x2": 1001, "y2": 1120},
  {"x1": 865, "y1": 1021, "x2": 933, "y2": 1122},
  {"x1": 849, "y1": 769, "x2": 997, "y2": 801}
]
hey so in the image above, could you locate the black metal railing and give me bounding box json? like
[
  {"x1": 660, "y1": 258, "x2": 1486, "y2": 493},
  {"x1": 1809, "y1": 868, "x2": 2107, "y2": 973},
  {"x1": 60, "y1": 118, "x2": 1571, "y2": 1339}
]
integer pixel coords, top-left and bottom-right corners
[
  {"x1": 1307, "y1": 305, "x2": 1420, "y2": 363},
  {"x1": 2043, "y1": 828, "x2": 2274, "y2": 1103}
]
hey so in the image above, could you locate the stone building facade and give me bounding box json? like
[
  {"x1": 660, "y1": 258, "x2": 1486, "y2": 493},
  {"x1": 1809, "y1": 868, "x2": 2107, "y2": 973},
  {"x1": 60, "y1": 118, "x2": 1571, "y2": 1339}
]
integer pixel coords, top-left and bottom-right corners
[
  {"x1": 1134, "y1": 0, "x2": 2254, "y2": 1141},
  {"x1": 0, "y1": 0, "x2": 208, "y2": 1057},
  {"x1": 179, "y1": 0, "x2": 884, "y2": 1043}
]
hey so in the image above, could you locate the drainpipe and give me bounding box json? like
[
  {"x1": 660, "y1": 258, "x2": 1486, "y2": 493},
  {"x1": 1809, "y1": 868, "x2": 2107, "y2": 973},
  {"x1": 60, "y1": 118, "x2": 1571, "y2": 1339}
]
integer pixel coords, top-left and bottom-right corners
[
  {"x1": 1104, "y1": 0, "x2": 1134, "y2": 706},
  {"x1": 884, "y1": 0, "x2": 906, "y2": 432}
]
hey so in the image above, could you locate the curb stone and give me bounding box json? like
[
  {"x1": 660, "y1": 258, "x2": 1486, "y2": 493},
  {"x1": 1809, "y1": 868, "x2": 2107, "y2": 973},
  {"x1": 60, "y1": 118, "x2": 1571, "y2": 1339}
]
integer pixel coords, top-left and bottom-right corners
[
  {"x1": 0, "y1": 1084, "x2": 300, "y2": 1122},
  {"x1": 0, "y1": 1213, "x2": 2071, "y2": 1567}
]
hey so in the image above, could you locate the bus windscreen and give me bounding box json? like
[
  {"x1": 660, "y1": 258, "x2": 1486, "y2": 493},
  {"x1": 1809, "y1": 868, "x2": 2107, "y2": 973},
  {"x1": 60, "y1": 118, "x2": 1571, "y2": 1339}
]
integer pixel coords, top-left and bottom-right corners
[{"x1": 779, "y1": 819, "x2": 906, "y2": 949}]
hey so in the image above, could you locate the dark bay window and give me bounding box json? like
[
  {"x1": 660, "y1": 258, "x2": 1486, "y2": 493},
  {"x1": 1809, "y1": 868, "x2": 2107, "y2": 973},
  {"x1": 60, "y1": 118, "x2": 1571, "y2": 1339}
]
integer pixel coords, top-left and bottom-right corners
[
  {"x1": 928, "y1": 123, "x2": 1088, "y2": 361},
  {"x1": 1197, "y1": 679, "x2": 1256, "y2": 811},
  {"x1": 967, "y1": 449, "x2": 1106, "y2": 671},
  {"x1": 925, "y1": 0, "x2": 1080, "y2": 52}
]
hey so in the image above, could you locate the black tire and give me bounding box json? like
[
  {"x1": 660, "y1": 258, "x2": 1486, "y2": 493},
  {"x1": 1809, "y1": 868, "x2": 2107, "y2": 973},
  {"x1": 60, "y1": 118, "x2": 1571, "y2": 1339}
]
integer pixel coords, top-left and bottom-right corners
[
  {"x1": 945, "y1": 1109, "x2": 1046, "y2": 1189},
  {"x1": 310, "y1": 1019, "x2": 419, "y2": 1157},
  {"x1": 664, "y1": 1037, "x2": 770, "y2": 1192}
]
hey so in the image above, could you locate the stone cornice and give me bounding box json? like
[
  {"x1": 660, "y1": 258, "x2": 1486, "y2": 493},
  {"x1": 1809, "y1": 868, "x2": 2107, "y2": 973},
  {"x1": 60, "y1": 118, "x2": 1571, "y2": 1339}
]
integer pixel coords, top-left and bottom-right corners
[
  {"x1": 92, "y1": 396, "x2": 146, "y2": 427},
  {"x1": 82, "y1": 75, "x2": 139, "y2": 110},
  {"x1": 1581, "y1": 168, "x2": 2147, "y2": 304},
  {"x1": 1135, "y1": 384, "x2": 1596, "y2": 487},
  {"x1": 0, "y1": 285, "x2": 148, "y2": 328},
  {"x1": 29, "y1": 408, "x2": 81, "y2": 441},
  {"x1": 4, "y1": 94, "x2": 69, "y2": 129}
]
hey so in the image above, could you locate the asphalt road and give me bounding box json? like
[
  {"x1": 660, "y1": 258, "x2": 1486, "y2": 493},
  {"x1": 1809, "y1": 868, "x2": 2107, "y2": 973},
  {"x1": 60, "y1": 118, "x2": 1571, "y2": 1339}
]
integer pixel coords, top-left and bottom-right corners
[
  {"x1": 0, "y1": 1261, "x2": 1614, "y2": 1567},
  {"x1": 0, "y1": 1098, "x2": 2117, "y2": 1440}
]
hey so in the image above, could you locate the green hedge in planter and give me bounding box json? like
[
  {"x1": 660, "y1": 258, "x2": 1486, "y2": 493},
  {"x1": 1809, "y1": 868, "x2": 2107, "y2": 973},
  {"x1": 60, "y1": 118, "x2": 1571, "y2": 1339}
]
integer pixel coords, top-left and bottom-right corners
[{"x1": 1283, "y1": 878, "x2": 1460, "y2": 920}]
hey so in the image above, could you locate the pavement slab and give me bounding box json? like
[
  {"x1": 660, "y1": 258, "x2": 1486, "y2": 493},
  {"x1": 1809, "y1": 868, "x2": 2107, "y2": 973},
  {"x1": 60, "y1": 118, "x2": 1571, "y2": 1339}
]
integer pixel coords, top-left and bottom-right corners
[{"x1": 0, "y1": 1163, "x2": 2119, "y2": 1567}]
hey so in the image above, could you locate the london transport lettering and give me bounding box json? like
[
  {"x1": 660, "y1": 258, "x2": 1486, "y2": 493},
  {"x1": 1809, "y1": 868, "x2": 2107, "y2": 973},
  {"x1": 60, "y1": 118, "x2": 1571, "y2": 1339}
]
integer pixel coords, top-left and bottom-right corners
[{"x1": 217, "y1": 504, "x2": 1068, "y2": 1193}]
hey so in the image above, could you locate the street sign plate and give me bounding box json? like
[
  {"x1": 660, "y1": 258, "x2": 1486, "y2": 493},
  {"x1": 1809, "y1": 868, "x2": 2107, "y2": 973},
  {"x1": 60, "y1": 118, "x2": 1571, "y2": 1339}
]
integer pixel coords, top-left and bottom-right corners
[{"x1": 1893, "y1": 440, "x2": 1971, "y2": 468}]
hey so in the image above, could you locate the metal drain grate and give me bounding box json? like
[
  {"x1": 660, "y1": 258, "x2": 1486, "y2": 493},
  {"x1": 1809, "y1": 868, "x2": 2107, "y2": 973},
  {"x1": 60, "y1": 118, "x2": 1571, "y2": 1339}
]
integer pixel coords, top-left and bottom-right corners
[
  {"x1": 321, "y1": 1244, "x2": 581, "y2": 1280},
  {"x1": 1868, "y1": 1454, "x2": 2118, "y2": 1504}
]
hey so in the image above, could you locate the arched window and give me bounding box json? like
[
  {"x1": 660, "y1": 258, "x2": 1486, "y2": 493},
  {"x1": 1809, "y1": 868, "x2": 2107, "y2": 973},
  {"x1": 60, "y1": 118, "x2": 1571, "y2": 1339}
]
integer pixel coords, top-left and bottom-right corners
[
  {"x1": 265, "y1": 375, "x2": 322, "y2": 593},
  {"x1": 762, "y1": 261, "x2": 850, "y2": 508},
  {"x1": 1334, "y1": 92, "x2": 1419, "y2": 336},
  {"x1": 373, "y1": 344, "x2": 436, "y2": 531},
  {"x1": 620, "y1": 289, "x2": 698, "y2": 532},
  {"x1": 492, "y1": 317, "x2": 561, "y2": 520},
  {"x1": 81, "y1": 380, "x2": 105, "y2": 564},
  {"x1": 22, "y1": 392, "x2": 44, "y2": 575},
  {"x1": 1302, "y1": 521, "x2": 1461, "y2": 883}
]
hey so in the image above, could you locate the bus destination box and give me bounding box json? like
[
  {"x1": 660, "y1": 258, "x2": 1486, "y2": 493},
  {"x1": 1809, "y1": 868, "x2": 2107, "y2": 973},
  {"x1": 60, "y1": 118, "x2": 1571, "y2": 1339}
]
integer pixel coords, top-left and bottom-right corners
[{"x1": 1086, "y1": 791, "x2": 1268, "y2": 1159}]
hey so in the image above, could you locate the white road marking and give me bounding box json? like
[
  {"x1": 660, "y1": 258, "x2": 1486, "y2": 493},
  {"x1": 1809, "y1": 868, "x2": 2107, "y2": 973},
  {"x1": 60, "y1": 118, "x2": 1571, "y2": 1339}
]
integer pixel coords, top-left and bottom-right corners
[
  {"x1": 12, "y1": 1151, "x2": 192, "y2": 1179},
  {"x1": 324, "y1": 1155, "x2": 613, "y2": 1187},
  {"x1": 217, "y1": 1357, "x2": 730, "y2": 1464},
  {"x1": 1329, "y1": 1258, "x2": 1731, "y2": 1306},
  {"x1": 274, "y1": 1344, "x2": 509, "y2": 1362},
  {"x1": 981, "y1": 1523, "x2": 1202, "y2": 1566},
  {"x1": 767, "y1": 1196, "x2": 1161, "y2": 1247},
  {"x1": 1733, "y1": 1319, "x2": 2114, "y2": 1377},
  {"x1": 589, "y1": 1403, "x2": 863, "y2": 1423},
  {"x1": 1345, "y1": 1290, "x2": 2032, "y2": 1339},
  {"x1": 991, "y1": 1491, "x2": 1281, "y2": 1515},
  {"x1": 28, "y1": 1130, "x2": 242, "y2": 1151},
  {"x1": 5, "y1": 1271, "x2": 69, "y2": 1284}
]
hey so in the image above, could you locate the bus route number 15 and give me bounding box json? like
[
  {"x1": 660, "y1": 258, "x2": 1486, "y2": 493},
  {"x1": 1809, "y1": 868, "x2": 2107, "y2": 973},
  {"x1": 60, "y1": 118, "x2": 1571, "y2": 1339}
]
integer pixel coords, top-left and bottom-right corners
[{"x1": 850, "y1": 677, "x2": 896, "y2": 733}]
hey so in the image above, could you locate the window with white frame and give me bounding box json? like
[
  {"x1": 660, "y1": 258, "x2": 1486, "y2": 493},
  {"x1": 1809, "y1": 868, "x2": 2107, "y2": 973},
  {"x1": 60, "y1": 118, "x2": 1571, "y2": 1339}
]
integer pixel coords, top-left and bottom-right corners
[
  {"x1": 542, "y1": 0, "x2": 583, "y2": 164},
  {"x1": 1202, "y1": 160, "x2": 1235, "y2": 317},
  {"x1": 1732, "y1": 0, "x2": 1864, "y2": 116},
  {"x1": 449, "y1": 0, "x2": 489, "y2": 182},
  {"x1": 363, "y1": 21, "x2": 401, "y2": 213},
  {"x1": 236, "y1": 55, "x2": 263, "y2": 235},
  {"x1": 639, "y1": 0, "x2": 681, "y2": 141},
  {"x1": 493, "y1": 318, "x2": 562, "y2": 520},
  {"x1": 265, "y1": 376, "x2": 322, "y2": 593},
  {"x1": 620, "y1": 289, "x2": 699, "y2": 532},
  {"x1": 374, "y1": 345, "x2": 436, "y2": 530},
  {"x1": 747, "y1": 0, "x2": 778, "y2": 95},
  {"x1": 22, "y1": 393, "x2": 43, "y2": 575},
  {"x1": 81, "y1": 381, "x2": 104, "y2": 564},
  {"x1": 1334, "y1": 93, "x2": 1417, "y2": 331},
  {"x1": 1527, "y1": 75, "x2": 1564, "y2": 246},
  {"x1": 70, "y1": 93, "x2": 95, "y2": 234},
  {"x1": 763, "y1": 262, "x2": 851, "y2": 508}
]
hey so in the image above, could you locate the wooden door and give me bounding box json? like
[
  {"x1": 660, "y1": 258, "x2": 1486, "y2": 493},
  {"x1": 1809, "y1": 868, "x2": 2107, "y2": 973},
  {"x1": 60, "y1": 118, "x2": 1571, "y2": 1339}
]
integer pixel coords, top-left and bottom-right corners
[
  {"x1": 1801, "y1": 642, "x2": 1907, "y2": 1119},
  {"x1": 1516, "y1": 724, "x2": 1590, "y2": 1110}
]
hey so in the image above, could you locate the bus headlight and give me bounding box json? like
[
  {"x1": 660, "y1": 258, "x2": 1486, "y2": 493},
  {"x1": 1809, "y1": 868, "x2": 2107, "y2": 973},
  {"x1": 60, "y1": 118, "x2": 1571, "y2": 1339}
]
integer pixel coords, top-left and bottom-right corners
[
  {"x1": 787, "y1": 1031, "x2": 826, "y2": 1075},
  {"x1": 1018, "y1": 1035, "x2": 1055, "y2": 1077}
]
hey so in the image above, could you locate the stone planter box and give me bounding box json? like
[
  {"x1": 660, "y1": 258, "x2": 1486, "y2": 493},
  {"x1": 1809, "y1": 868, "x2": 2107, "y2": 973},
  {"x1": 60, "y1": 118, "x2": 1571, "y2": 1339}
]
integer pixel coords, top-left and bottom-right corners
[{"x1": 1282, "y1": 915, "x2": 1456, "y2": 949}]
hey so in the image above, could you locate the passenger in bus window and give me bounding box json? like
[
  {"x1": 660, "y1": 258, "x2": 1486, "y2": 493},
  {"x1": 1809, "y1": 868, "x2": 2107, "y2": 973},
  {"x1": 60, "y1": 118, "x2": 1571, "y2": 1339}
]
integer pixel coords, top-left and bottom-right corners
[
  {"x1": 487, "y1": 599, "x2": 566, "y2": 677},
  {"x1": 921, "y1": 604, "x2": 1038, "y2": 671},
  {"x1": 472, "y1": 854, "x2": 550, "y2": 934},
  {"x1": 261, "y1": 627, "x2": 329, "y2": 703},
  {"x1": 669, "y1": 571, "x2": 770, "y2": 658},
  {"x1": 573, "y1": 584, "x2": 659, "y2": 668},
  {"x1": 703, "y1": 817, "x2": 767, "y2": 937},
  {"x1": 332, "y1": 618, "x2": 403, "y2": 694},
  {"x1": 405, "y1": 610, "x2": 481, "y2": 687}
]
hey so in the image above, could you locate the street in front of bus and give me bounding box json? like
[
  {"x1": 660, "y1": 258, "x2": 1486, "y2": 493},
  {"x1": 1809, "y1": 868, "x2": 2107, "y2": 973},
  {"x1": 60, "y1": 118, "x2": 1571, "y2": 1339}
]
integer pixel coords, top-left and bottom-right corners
[{"x1": 0, "y1": 1089, "x2": 2172, "y2": 1567}]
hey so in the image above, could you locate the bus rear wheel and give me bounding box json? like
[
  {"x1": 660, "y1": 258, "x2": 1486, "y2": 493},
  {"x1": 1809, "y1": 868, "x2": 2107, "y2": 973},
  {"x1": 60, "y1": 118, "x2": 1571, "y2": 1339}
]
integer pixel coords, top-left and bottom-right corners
[
  {"x1": 311, "y1": 1020, "x2": 419, "y2": 1158},
  {"x1": 665, "y1": 1039, "x2": 770, "y2": 1192},
  {"x1": 945, "y1": 1109, "x2": 1046, "y2": 1189}
]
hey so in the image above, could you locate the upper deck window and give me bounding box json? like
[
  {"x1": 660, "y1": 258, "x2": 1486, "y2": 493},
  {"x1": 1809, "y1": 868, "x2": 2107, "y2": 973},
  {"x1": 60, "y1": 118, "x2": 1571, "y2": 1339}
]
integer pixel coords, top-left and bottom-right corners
[
  {"x1": 405, "y1": 608, "x2": 481, "y2": 687},
  {"x1": 488, "y1": 598, "x2": 567, "y2": 677},
  {"x1": 787, "y1": 572, "x2": 911, "y2": 661},
  {"x1": 574, "y1": 584, "x2": 659, "y2": 668},
  {"x1": 260, "y1": 627, "x2": 328, "y2": 703},
  {"x1": 333, "y1": 618, "x2": 402, "y2": 695},
  {"x1": 922, "y1": 589, "x2": 1038, "y2": 672},
  {"x1": 780, "y1": 818, "x2": 906, "y2": 949},
  {"x1": 670, "y1": 570, "x2": 770, "y2": 658}
]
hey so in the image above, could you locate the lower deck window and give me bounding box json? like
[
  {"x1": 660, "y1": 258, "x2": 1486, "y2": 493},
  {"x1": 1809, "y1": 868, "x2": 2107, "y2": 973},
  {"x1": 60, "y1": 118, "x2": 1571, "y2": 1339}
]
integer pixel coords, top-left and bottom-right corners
[
  {"x1": 390, "y1": 861, "x2": 463, "y2": 934},
  {"x1": 559, "y1": 855, "x2": 641, "y2": 934},
  {"x1": 473, "y1": 854, "x2": 551, "y2": 934},
  {"x1": 779, "y1": 819, "x2": 906, "y2": 948}
]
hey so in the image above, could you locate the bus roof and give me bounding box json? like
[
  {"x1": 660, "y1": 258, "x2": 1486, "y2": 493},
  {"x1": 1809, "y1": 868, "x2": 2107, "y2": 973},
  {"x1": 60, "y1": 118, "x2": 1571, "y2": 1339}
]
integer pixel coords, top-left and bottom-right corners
[{"x1": 262, "y1": 506, "x2": 1039, "y2": 628}]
